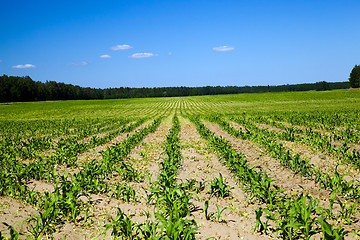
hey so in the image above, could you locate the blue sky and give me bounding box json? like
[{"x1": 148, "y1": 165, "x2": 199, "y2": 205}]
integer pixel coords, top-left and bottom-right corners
[{"x1": 1, "y1": 0, "x2": 359, "y2": 88}]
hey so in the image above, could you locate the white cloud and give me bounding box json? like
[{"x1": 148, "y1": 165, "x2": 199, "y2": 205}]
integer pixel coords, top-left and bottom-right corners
[
  {"x1": 69, "y1": 61, "x2": 88, "y2": 66},
  {"x1": 129, "y1": 53, "x2": 155, "y2": 58},
  {"x1": 212, "y1": 46, "x2": 235, "y2": 52},
  {"x1": 12, "y1": 64, "x2": 36, "y2": 69},
  {"x1": 100, "y1": 54, "x2": 111, "y2": 58},
  {"x1": 111, "y1": 44, "x2": 133, "y2": 51}
]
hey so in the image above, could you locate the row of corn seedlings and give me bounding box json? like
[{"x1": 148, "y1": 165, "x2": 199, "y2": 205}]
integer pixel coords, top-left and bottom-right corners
[
  {"x1": 250, "y1": 111, "x2": 360, "y2": 145},
  {"x1": 190, "y1": 115, "x2": 353, "y2": 239},
  {"x1": 208, "y1": 114, "x2": 360, "y2": 205},
  {"x1": 269, "y1": 119, "x2": 360, "y2": 169},
  {"x1": 247, "y1": 111, "x2": 360, "y2": 146},
  {"x1": 253, "y1": 110, "x2": 360, "y2": 131},
  {"x1": 209, "y1": 115, "x2": 360, "y2": 230},
  {"x1": 103, "y1": 115, "x2": 199, "y2": 239},
  {"x1": 0, "y1": 117, "x2": 132, "y2": 162},
  {"x1": 0, "y1": 118, "x2": 163, "y2": 239}
]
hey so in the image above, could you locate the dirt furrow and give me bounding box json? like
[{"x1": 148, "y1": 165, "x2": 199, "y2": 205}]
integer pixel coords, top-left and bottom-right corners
[
  {"x1": 255, "y1": 122, "x2": 285, "y2": 133},
  {"x1": 276, "y1": 121, "x2": 360, "y2": 150},
  {"x1": 178, "y1": 116, "x2": 266, "y2": 240},
  {"x1": 204, "y1": 120, "x2": 332, "y2": 203},
  {"x1": 76, "y1": 120, "x2": 152, "y2": 165},
  {"x1": 253, "y1": 122, "x2": 360, "y2": 178},
  {"x1": 281, "y1": 140, "x2": 360, "y2": 181},
  {"x1": 127, "y1": 115, "x2": 173, "y2": 188},
  {"x1": 0, "y1": 196, "x2": 88, "y2": 240}
]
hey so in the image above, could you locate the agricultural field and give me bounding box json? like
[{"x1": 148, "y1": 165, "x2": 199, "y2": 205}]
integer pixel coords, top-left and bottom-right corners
[{"x1": 1, "y1": 89, "x2": 360, "y2": 239}]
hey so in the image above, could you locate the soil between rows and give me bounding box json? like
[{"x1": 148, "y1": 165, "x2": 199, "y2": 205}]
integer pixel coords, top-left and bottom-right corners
[
  {"x1": 178, "y1": 116, "x2": 266, "y2": 240},
  {"x1": 253, "y1": 122, "x2": 360, "y2": 180}
]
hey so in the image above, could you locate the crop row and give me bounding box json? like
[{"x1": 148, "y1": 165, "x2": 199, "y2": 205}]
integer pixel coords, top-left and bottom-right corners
[
  {"x1": 247, "y1": 111, "x2": 360, "y2": 145},
  {"x1": 242, "y1": 110, "x2": 360, "y2": 131},
  {"x1": 0, "y1": 117, "x2": 134, "y2": 161},
  {"x1": 101, "y1": 114, "x2": 199, "y2": 239},
  {"x1": 207, "y1": 115, "x2": 360, "y2": 204},
  {"x1": 190, "y1": 115, "x2": 353, "y2": 239},
  {"x1": 0, "y1": 118, "x2": 163, "y2": 239},
  {"x1": 0, "y1": 117, "x2": 119, "y2": 140},
  {"x1": 248, "y1": 115, "x2": 360, "y2": 168}
]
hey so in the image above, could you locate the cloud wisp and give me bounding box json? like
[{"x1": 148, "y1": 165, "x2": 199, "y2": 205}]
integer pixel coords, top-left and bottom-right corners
[
  {"x1": 12, "y1": 64, "x2": 36, "y2": 69},
  {"x1": 0, "y1": 59, "x2": 2, "y2": 63},
  {"x1": 212, "y1": 46, "x2": 235, "y2": 52},
  {"x1": 111, "y1": 44, "x2": 133, "y2": 51},
  {"x1": 129, "y1": 53, "x2": 155, "y2": 59},
  {"x1": 100, "y1": 54, "x2": 111, "y2": 58},
  {"x1": 69, "y1": 61, "x2": 88, "y2": 66}
]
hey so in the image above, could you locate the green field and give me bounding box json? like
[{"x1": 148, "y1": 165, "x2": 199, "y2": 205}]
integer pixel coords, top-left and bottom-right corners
[
  {"x1": 2, "y1": 89, "x2": 360, "y2": 120},
  {"x1": 1, "y1": 89, "x2": 360, "y2": 239}
]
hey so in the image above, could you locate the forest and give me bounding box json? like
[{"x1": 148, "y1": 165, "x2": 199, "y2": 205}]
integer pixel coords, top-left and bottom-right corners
[{"x1": 0, "y1": 74, "x2": 350, "y2": 102}]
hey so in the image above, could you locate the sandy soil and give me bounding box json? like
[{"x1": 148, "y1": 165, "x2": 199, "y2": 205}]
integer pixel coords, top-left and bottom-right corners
[
  {"x1": 77, "y1": 120, "x2": 153, "y2": 165},
  {"x1": 204, "y1": 120, "x2": 360, "y2": 219},
  {"x1": 254, "y1": 122, "x2": 360, "y2": 179},
  {"x1": 178, "y1": 116, "x2": 267, "y2": 239}
]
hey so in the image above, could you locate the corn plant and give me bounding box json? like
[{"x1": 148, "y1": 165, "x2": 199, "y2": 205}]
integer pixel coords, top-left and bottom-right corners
[
  {"x1": 1, "y1": 223, "x2": 21, "y2": 240},
  {"x1": 117, "y1": 162, "x2": 143, "y2": 182},
  {"x1": 137, "y1": 220, "x2": 160, "y2": 239},
  {"x1": 254, "y1": 207, "x2": 270, "y2": 234},
  {"x1": 336, "y1": 199, "x2": 358, "y2": 225},
  {"x1": 182, "y1": 178, "x2": 206, "y2": 193},
  {"x1": 103, "y1": 208, "x2": 139, "y2": 239},
  {"x1": 112, "y1": 182, "x2": 137, "y2": 202},
  {"x1": 204, "y1": 200, "x2": 227, "y2": 223},
  {"x1": 318, "y1": 217, "x2": 350, "y2": 240},
  {"x1": 156, "y1": 212, "x2": 197, "y2": 240},
  {"x1": 208, "y1": 173, "x2": 231, "y2": 198}
]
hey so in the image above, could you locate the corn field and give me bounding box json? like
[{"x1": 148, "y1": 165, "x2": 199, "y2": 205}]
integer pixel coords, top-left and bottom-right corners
[{"x1": 1, "y1": 90, "x2": 360, "y2": 239}]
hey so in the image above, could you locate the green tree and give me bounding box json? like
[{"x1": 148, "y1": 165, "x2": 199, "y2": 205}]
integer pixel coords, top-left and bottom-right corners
[
  {"x1": 315, "y1": 81, "x2": 329, "y2": 91},
  {"x1": 349, "y1": 65, "x2": 360, "y2": 88}
]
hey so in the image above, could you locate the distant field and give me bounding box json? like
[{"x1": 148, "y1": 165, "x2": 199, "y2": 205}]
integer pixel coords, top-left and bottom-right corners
[
  {"x1": 1, "y1": 89, "x2": 360, "y2": 239},
  {"x1": 1, "y1": 89, "x2": 360, "y2": 120}
]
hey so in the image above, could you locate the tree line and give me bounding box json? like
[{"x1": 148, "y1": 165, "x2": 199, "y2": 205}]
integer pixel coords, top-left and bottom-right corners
[
  {"x1": 349, "y1": 65, "x2": 360, "y2": 88},
  {"x1": 0, "y1": 75, "x2": 350, "y2": 103}
]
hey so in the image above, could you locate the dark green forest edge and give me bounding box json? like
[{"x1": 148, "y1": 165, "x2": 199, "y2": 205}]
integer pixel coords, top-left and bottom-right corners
[{"x1": 0, "y1": 74, "x2": 350, "y2": 103}]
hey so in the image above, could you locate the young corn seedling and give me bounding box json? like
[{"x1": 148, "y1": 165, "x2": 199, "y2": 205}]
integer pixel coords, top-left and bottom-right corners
[
  {"x1": 27, "y1": 209, "x2": 57, "y2": 240},
  {"x1": 103, "y1": 208, "x2": 138, "y2": 239},
  {"x1": 118, "y1": 162, "x2": 144, "y2": 182},
  {"x1": 137, "y1": 220, "x2": 160, "y2": 239},
  {"x1": 254, "y1": 207, "x2": 270, "y2": 235},
  {"x1": 208, "y1": 173, "x2": 231, "y2": 198},
  {"x1": 285, "y1": 194, "x2": 320, "y2": 239},
  {"x1": 1, "y1": 222, "x2": 22, "y2": 240},
  {"x1": 204, "y1": 200, "x2": 227, "y2": 223},
  {"x1": 336, "y1": 199, "x2": 358, "y2": 225},
  {"x1": 319, "y1": 217, "x2": 350, "y2": 240},
  {"x1": 112, "y1": 182, "x2": 137, "y2": 203},
  {"x1": 182, "y1": 178, "x2": 206, "y2": 193},
  {"x1": 156, "y1": 211, "x2": 197, "y2": 240}
]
